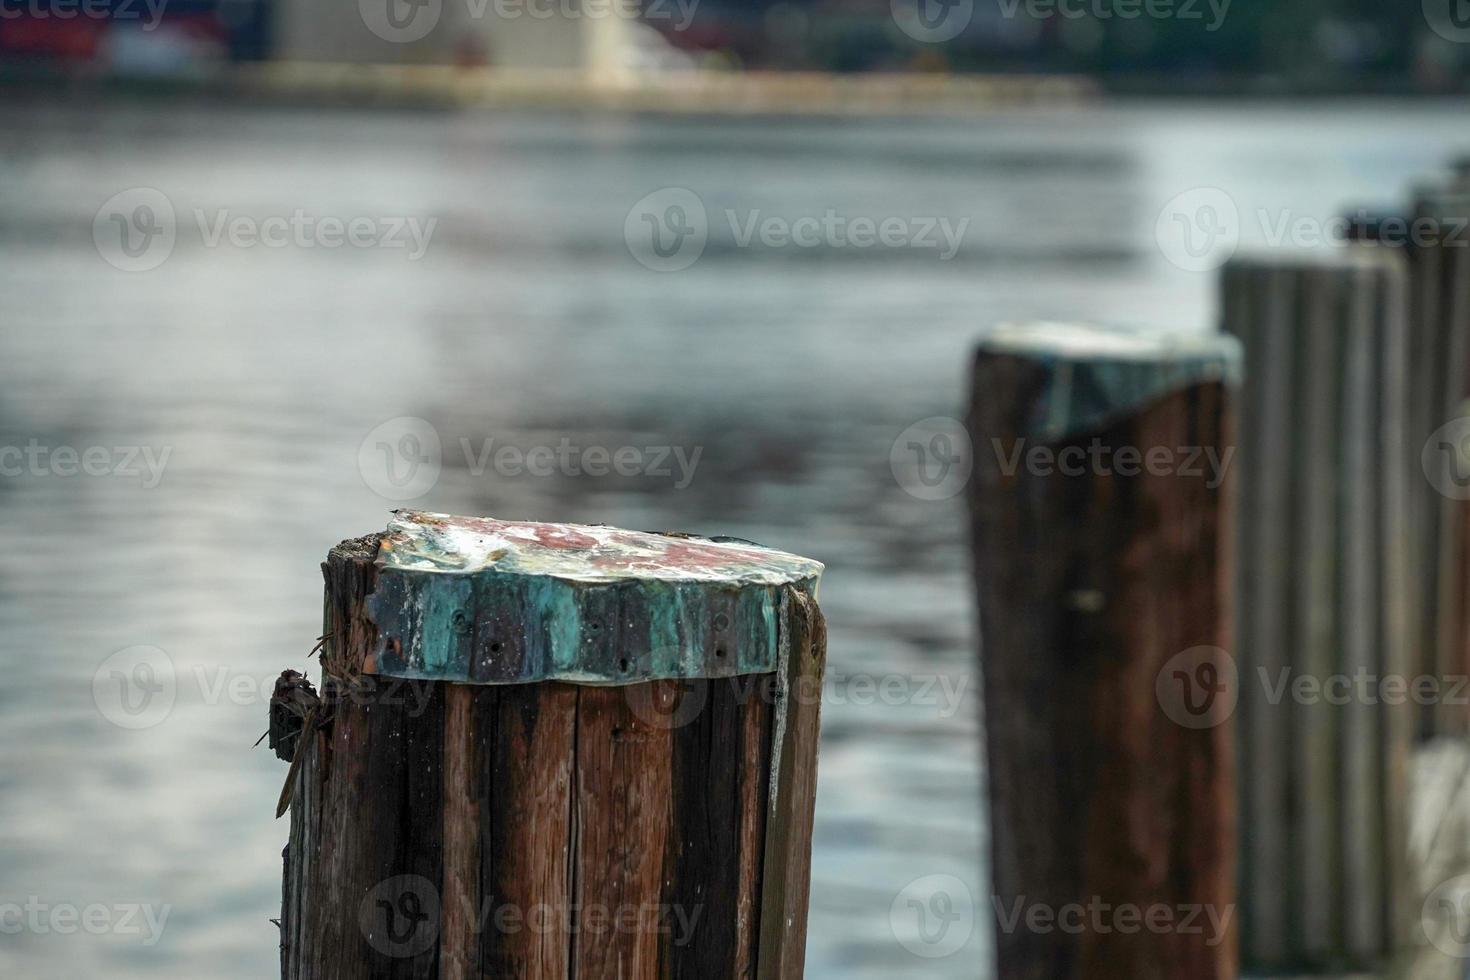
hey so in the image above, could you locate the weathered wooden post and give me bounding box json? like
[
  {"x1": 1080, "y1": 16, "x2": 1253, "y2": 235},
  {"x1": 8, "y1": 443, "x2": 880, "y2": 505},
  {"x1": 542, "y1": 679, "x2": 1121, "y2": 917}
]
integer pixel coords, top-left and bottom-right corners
[
  {"x1": 968, "y1": 323, "x2": 1240, "y2": 980},
  {"x1": 271, "y1": 511, "x2": 826, "y2": 980},
  {"x1": 1220, "y1": 250, "x2": 1413, "y2": 973},
  {"x1": 1409, "y1": 190, "x2": 1470, "y2": 736}
]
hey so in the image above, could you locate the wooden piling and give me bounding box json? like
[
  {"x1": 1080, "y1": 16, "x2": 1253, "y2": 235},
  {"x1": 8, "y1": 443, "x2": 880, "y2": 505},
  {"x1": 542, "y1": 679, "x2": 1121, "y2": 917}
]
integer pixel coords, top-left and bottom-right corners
[
  {"x1": 1409, "y1": 190, "x2": 1470, "y2": 736},
  {"x1": 1220, "y1": 250, "x2": 1413, "y2": 973},
  {"x1": 271, "y1": 512, "x2": 826, "y2": 980},
  {"x1": 967, "y1": 323, "x2": 1240, "y2": 980}
]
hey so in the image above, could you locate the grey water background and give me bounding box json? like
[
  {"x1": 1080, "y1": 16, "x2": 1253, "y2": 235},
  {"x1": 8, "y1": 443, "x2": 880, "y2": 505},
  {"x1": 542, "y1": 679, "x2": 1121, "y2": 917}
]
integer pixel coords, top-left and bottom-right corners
[{"x1": 0, "y1": 96, "x2": 1464, "y2": 978}]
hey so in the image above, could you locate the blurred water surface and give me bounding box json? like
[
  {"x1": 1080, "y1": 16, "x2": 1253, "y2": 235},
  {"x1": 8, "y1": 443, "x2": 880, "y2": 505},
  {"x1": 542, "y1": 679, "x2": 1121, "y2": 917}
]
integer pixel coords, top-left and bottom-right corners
[{"x1": 0, "y1": 96, "x2": 1464, "y2": 979}]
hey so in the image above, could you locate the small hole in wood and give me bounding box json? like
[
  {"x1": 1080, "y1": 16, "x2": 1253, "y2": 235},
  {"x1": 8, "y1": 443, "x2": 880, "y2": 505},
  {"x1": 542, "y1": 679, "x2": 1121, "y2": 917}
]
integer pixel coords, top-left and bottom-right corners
[
  {"x1": 618, "y1": 658, "x2": 630, "y2": 672},
  {"x1": 715, "y1": 647, "x2": 726, "y2": 658},
  {"x1": 490, "y1": 641, "x2": 503, "y2": 654}
]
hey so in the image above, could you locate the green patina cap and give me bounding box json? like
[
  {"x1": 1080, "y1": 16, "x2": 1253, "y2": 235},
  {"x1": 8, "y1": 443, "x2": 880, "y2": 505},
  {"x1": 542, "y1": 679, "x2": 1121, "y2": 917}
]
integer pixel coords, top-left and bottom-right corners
[
  {"x1": 978, "y1": 322, "x2": 1242, "y2": 442},
  {"x1": 365, "y1": 511, "x2": 823, "y2": 685}
]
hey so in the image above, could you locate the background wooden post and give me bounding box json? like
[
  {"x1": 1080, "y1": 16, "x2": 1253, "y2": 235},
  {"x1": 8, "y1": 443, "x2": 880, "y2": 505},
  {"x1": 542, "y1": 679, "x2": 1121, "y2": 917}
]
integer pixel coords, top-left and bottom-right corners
[
  {"x1": 967, "y1": 323, "x2": 1240, "y2": 980},
  {"x1": 1409, "y1": 190, "x2": 1470, "y2": 737},
  {"x1": 271, "y1": 512, "x2": 825, "y2": 980},
  {"x1": 1220, "y1": 250, "x2": 1413, "y2": 973}
]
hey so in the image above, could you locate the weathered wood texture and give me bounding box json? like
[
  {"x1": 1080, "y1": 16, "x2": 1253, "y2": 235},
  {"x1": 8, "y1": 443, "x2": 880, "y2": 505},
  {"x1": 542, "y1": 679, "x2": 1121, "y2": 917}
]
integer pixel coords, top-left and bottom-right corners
[
  {"x1": 968, "y1": 324, "x2": 1239, "y2": 980},
  {"x1": 1221, "y1": 251, "x2": 1413, "y2": 973},
  {"x1": 1409, "y1": 192, "x2": 1470, "y2": 737},
  {"x1": 276, "y1": 525, "x2": 826, "y2": 980}
]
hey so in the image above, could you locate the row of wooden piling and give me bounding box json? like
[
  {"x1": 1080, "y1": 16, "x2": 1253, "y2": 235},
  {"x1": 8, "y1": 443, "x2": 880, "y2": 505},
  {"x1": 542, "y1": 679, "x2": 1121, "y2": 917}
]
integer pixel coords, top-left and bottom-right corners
[
  {"x1": 972, "y1": 169, "x2": 1470, "y2": 978},
  {"x1": 268, "y1": 170, "x2": 1470, "y2": 980}
]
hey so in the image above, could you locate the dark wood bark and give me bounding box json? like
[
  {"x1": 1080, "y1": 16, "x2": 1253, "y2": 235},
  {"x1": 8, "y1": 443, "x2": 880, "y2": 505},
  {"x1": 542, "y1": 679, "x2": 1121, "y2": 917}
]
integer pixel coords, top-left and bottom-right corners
[
  {"x1": 276, "y1": 536, "x2": 823, "y2": 980},
  {"x1": 969, "y1": 355, "x2": 1237, "y2": 980}
]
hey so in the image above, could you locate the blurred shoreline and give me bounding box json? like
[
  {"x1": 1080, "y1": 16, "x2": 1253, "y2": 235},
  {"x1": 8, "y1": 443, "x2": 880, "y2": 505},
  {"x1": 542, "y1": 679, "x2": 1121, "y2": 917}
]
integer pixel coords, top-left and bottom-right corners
[
  {"x1": 5, "y1": 62, "x2": 1469, "y2": 116},
  {"x1": 4, "y1": 62, "x2": 1097, "y2": 114}
]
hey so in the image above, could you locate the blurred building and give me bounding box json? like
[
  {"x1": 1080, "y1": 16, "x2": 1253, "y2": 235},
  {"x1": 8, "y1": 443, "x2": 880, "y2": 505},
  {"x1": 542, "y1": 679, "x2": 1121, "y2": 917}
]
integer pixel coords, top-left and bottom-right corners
[{"x1": 277, "y1": 0, "x2": 637, "y2": 75}]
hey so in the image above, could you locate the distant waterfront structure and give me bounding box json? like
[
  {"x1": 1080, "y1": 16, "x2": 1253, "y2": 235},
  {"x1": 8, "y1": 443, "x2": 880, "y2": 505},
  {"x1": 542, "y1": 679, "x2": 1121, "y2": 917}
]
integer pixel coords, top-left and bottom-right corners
[{"x1": 276, "y1": 0, "x2": 682, "y2": 78}]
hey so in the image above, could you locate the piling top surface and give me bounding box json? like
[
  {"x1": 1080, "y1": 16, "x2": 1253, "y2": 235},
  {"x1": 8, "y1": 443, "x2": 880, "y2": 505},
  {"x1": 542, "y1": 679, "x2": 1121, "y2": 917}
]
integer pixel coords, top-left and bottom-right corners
[
  {"x1": 363, "y1": 512, "x2": 822, "y2": 685},
  {"x1": 976, "y1": 322, "x2": 1240, "y2": 441},
  {"x1": 1225, "y1": 244, "x2": 1408, "y2": 272},
  {"x1": 379, "y1": 511, "x2": 824, "y2": 586}
]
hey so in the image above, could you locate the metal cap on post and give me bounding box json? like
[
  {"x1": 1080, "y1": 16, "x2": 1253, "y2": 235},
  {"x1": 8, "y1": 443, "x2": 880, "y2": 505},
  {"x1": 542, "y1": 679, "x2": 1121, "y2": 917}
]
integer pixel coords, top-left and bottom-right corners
[
  {"x1": 366, "y1": 512, "x2": 822, "y2": 685},
  {"x1": 969, "y1": 322, "x2": 1241, "y2": 980},
  {"x1": 275, "y1": 512, "x2": 826, "y2": 980}
]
